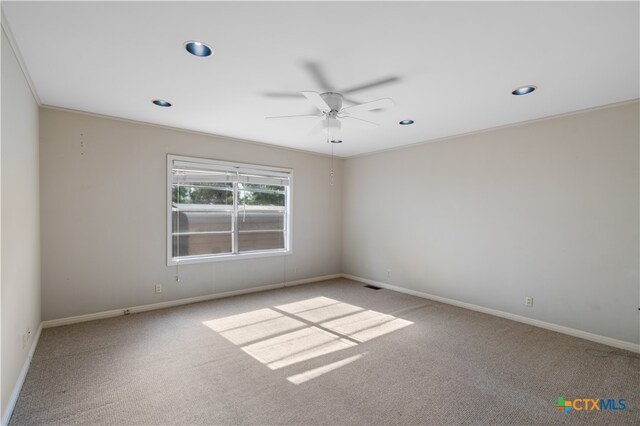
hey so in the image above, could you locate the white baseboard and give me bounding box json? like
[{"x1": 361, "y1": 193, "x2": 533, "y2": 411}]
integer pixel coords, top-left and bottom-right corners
[
  {"x1": 284, "y1": 273, "x2": 342, "y2": 287},
  {"x1": 342, "y1": 274, "x2": 640, "y2": 354},
  {"x1": 42, "y1": 274, "x2": 342, "y2": 328},
  {"x1": 2, "y1": 323, "x2": 43, "y2": 426}
]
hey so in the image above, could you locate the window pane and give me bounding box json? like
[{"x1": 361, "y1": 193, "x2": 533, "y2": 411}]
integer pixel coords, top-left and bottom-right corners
[
  {"x1": 239, "y1": 184, "x2": 285, "y2": 207},
  {"x1": 237, "y1": 209, "x2": 284, "y2": 232},
  {"x1": 236, "y1": 184, "x2": 286, "y2": 252},
  {"x1": 172, "y1": 175, "x2": 233, "y2": 257},
  {"x1": 173, "y1": 210, "x2": 232, "y2": 233},
  {"x1": 173, "y1": 233, "x2": 232, "y2": 257},
  {"x1": 238, "y1": 231, "x2": 285, "y2": 253},
  {"x1": 172, "y1": 183, "x2": 233, "y2": 206}
]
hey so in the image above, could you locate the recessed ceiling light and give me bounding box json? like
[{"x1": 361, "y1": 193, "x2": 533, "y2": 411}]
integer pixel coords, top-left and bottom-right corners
[
  {"x1": 185, "y1": 41, "x2": 213, "y2": 57},
  {"x1": 399, "y1": 120, "x2": 414, "y2": 125},
  {"x1": 330, "y1": 139, "x2": 343, "y2": 144},
  {"x1": 512, "y1": 85, "x2": 537, "y2": 96},
  {"x1": 152, "y1": 99, "x2": 172, "y2": 107}
]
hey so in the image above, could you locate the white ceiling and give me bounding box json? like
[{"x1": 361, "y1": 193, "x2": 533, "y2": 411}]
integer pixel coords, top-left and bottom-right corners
[{"x1": 3, "y1": 1, "x2": 639, "y2": 157}]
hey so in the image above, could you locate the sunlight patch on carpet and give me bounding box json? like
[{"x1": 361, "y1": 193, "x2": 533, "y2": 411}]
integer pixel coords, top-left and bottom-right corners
[
  {"x1": 287, "y1": 353, "x2": 366, "y2": 384},
  {"x1": 204, "y1": 312, "x2": 306, "y2": 346},
  {"x1": 242, "y1": 326, "x2": 357, "y2": 370},
  {"x1": 203, "y1": 297, "x2": 413, "y2": 378},
  {"x1": 277, "y1": 299, "x2": 364, "y2": 323},
  {"x1": 275, "y1": 297, "x2": 340, "y2": 315},
  {"x1": 204, "y1": 308, "x2": 281, "y2": 332},
  {"x1": 321, "y1": 310, "x2": 413, "y2": 342}
]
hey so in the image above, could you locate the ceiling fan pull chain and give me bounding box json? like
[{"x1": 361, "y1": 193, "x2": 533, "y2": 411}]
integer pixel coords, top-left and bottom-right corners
[{"x1": 329, "y1": 141, "x2": 335, "y2": 186}]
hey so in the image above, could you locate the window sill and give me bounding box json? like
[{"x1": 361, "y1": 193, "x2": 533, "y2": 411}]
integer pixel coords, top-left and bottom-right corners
[{"x1": 167, "y1": 249, "x2": 292, "y2": 266}]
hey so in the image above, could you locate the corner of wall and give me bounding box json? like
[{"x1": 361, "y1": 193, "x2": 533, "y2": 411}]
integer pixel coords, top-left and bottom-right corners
[{"x1": 1, "y1": 24, "x2": 42, "y2": 425}]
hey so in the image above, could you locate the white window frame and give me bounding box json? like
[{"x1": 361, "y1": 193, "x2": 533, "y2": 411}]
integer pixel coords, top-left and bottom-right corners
[{"x1": 166, "y1": 154, "x2": 292, "y2": 266}]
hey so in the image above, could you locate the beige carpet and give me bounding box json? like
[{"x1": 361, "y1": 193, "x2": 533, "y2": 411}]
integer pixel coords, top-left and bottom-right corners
[{"x1": 10, "y1": 278, "x2": 640, "y2": 425}]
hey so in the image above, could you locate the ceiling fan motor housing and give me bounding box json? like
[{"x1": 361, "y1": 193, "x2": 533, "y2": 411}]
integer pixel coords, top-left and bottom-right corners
[{"x1": 320, "y1": 92, "x2": 343, "y2": 112}]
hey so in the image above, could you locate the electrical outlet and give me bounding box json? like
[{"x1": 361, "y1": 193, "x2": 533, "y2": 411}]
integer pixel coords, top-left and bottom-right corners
[
  {"x1": 525, "y1": 296, "x2": 534, "y2": 307},
  {"x1": 155, "y1": 284, "x2": 162, "y2": 294},
  {"x1": 386, "y1": 269, "x2": 391, "y2": 279}
]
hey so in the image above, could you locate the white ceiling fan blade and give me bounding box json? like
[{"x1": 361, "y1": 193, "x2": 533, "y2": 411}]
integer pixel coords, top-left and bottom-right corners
[
  {"x1": 265, "y1": 114, "x2": 322, "y2": 120},
  {"x1": 342, "y1": 115, "x2": 380, "y2": 126},
  {"x1": 301, "y1": 91, "x2": 331, "y2": 113},
  {"x1": 341, "y1": 98, "x2": 395, "y2": 114}
]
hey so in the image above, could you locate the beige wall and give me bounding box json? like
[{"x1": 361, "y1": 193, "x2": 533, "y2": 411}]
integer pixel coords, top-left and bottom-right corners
[
  {"x1": 39, "y1": 102, "x2": 640, "y2": 344},
  {"x1": 39, "y1": 108, "x2": 343, "y2": 320},
  {"x1": 1, "y1": 29, "x2": 41, "y2": 420},
  {"x1": 342, "y1": 102, "x2": 639, "y2": 344}
]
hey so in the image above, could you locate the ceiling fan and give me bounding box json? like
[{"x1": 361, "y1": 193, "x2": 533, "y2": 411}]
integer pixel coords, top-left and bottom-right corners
[
  {"x1": 264, "y1": 61, "x2": 400, "y2": 106},
  {"x1": 265, "y1": 91, "x2": 395, "y2": 140}
]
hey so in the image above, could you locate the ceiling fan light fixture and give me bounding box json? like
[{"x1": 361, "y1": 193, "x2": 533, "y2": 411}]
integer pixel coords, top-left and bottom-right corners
[
  {"x1": 399, "y1": 119, "x2": 414, "y2": 125},
  {"x1": 184, "y1": 40, "x2": 213, "y2": 57},
  {"x1": 322, "y1": 117, "x2": 342, "y2": 134},
  {"x1": 512, "y1": 85, "x2": 537, "y2": 96},
  {"x1": 152, "y1": 99, "x2": 172, "y2": 107}
]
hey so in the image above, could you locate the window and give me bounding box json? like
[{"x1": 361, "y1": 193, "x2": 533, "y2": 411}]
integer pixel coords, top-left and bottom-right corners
[{"x1": 167, "y1": 155, "x2": 291, "y2": 265}]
